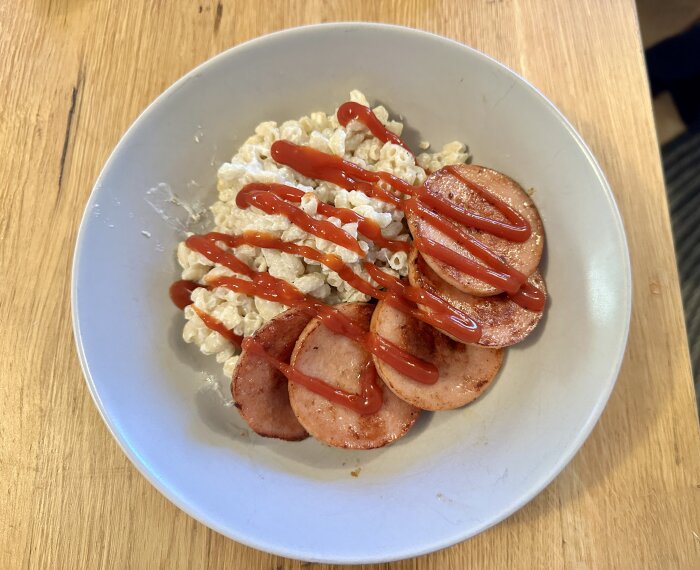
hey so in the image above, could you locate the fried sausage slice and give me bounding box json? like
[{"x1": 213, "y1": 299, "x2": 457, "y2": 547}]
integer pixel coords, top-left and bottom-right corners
[
  {"x1": 371, "y1": 299, "x2": 504, "y2": 410},
  {"x1": 288, "y1": 303, "x2": 420, "y2": 449},
  {"x1": 231, "y1": 307, "x2": 310, "y2": 441},
  {"x1": 408, "y1": 248, "x2": 546, "y2": 348},
  {"x1": 406, "y1": 164, "x2": 544, "y2": 296}
]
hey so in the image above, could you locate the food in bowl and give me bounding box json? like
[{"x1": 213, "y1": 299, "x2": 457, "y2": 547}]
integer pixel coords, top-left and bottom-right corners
[{"x1": 170, "y1": 91, "x2": 546, "y2": 449}]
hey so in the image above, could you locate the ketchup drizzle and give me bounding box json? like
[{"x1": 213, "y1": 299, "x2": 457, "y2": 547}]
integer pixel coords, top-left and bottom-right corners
[
  {"x1": 170, "y1": 102, "x2": 546, "y2": 414},
  {"x1": 170, "y1": 280, "x2": 200, "y2": 310},
  {"x1": 192, "y1": 306, "x2": 243, "y2": 346},
  {"x1": 271, "y1": 139, "x2": 544, "y2": 311},
  {"x1": 244, "y1": 337, "x2": 383, "y2": 415},
  {"x1": 170, "y1": 280, "x2": 244, "y2": 346},
  {"x1": 337, "y1": 101, "x2": 413, "y2": 153}
]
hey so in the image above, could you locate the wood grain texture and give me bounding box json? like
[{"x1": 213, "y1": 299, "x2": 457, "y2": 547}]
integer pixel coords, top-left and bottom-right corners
[{"x1": 1, "y1": 0, "x2": 699, "y2": 568}]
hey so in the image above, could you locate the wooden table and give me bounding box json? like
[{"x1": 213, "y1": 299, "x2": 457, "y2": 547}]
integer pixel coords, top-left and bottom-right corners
[{"x1": 2, "y1": 1, "x2": 699, "y2": 568}]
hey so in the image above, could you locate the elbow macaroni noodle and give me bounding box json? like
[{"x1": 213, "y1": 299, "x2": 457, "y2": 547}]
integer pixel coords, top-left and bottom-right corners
[{"x1": 177, "y1": 91, "x2": 470, "y2": 377}]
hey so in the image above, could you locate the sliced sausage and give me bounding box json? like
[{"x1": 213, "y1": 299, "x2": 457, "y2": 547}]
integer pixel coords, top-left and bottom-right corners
[
  {"x1": 289, "y1": 303, "x2": 420, "y2": 449},
  {"x1": 370, "y1": 299, "x2": 504, "y2": 410},
  {"x1": 231, "y1": 307, "x2": 310, "y2": 441},
  {"x1": 408, "y1": 248, "x2": 546, "y2": 348},
  {"x1": 406, "y1": 163, "x2": 544, "y2": 296}
]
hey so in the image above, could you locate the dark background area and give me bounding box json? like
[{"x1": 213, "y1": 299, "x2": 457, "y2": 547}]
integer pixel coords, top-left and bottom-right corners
[{"x1": 638, "y1": 0, "x2": 700, "y2": 407}]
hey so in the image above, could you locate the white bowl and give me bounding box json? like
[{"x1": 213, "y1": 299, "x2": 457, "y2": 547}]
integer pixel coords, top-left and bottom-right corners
[{"x1": 72, "y1": 23, "x2": 631, "y2": 564}]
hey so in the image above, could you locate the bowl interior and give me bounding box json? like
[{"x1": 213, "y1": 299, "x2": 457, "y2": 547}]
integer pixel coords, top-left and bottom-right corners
[{"x1": 73, "y1": 23, "x2": 630, "y2": 564}]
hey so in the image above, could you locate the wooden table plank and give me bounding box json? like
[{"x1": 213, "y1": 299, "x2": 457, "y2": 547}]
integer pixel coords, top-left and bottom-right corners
[{"x1": 1, "y1": 1, "x2": 698, "y2": 568}]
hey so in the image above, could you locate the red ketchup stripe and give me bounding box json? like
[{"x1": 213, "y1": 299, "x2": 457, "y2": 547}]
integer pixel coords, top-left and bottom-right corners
[
  {"x1": 169, "y1": 280, "x2": 243, "y2": 347},
  {"x1": 363, "y1": 263, "x2": 480, "y2": 341},
  {"x1": 337, "y1": 101, "x2": 413, "y2": 154},
  {"x1": 169, "y1": 280, "x2": 200, "y2": 310},
  {"x1": 414, "y1": 236, "x2": 522, "y2": 295},
  {"x1": 405, "y1": 198, "x2": 528, "y2": 281},
  {"x1": 238, "y1": 182, "x2": 410, "y2": 252},
  {"x1": 236, "y1": 184, "x2": 366, "y2": 256},
  {"x1": 244, "y1": 336, "x2": 383, "y2": 415},
  {"x1": 192, "y1": 306, "x2": 243, "y2": 347},
  {"x1": 505, "y1": 281, "x2": 546, "y2": 312},
  {"x1": 422, "y1": 166, "x2": 532, "y2": 242},
  {"x1": 271, "y1": 139, "x2": 416, "y2": 199}
]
